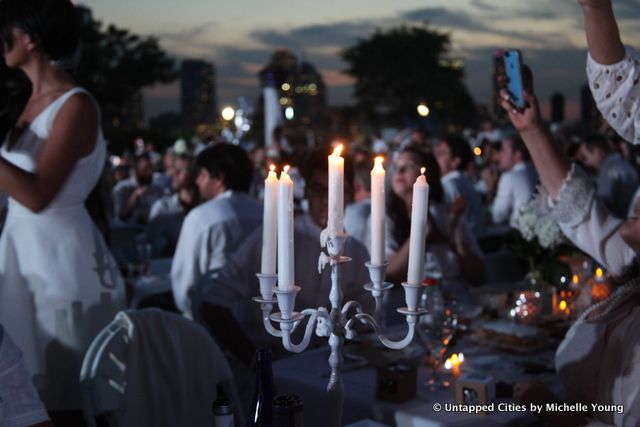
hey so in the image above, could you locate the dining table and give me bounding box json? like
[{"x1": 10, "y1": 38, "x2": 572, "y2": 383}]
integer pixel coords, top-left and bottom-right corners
[{"x1": 272, "y1": 295, "x2": 564, "y2": 427}]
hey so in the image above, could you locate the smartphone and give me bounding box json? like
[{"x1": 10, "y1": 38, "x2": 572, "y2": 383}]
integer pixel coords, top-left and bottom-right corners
[{"x1": 503, "y1": 49, "x2": 526, "y2": 110}]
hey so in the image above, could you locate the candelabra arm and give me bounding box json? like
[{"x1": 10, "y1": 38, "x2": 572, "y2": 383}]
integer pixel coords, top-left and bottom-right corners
[
  {"x1": 341, "y1": 300, "x2": 363, "y2": 317},
  {"x1": 281, "y1": 309, "x2": 326, "y2": 353},
  {"x1": 344, "y1": 312, "x2": 419, "y2": 350},
  {"x1": 260, "y1": 303, "x2": 282, "y2": 337}
]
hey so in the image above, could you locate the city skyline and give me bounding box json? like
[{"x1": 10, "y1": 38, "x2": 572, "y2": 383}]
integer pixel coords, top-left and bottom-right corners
[{"x1": 79, "y1": 0, "x2": 640, "y2": 122}]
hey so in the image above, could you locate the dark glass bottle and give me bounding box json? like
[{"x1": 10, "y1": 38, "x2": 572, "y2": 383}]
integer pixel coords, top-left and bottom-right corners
[
  {"x1": 212, "y1": 395, "x2": 235, "y2": 427},
  {"x1": 272, "y1": 395, "x2": 304, "y2": 427},
  {"x1": 247, "y1": 349, "x2": 276, "y2": 427}
]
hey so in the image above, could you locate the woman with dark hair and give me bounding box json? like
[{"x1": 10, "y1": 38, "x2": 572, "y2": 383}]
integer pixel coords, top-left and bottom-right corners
[
  {"x1": 385, "y1": 145, "x2": 484, "y2": 288},
  {"x1": 0, "y1": 0, "x2": 125, "y2": 417}
]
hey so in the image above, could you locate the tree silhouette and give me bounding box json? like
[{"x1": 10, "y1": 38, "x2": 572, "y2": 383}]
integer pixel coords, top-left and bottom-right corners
[
  {"x1": 342, "y1": 24, "x2": 476, "y2": 129},
  {"x1": 76, "y1": 19, "x2": 176, "y2": 137},
  {"x1": 0, "y1": 12, "x2": 176, "y2": 147}
]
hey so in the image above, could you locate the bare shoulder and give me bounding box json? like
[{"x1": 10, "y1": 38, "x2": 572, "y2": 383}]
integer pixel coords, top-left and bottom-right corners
[
  {"x1": 53, "y1": 91, "x2": 99, "y2": 134},
  {"x1": 59, "y1": 91, "x2": 98, "y2": 117}
]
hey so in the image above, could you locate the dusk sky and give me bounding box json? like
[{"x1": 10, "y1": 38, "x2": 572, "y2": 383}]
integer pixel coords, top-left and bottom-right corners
[{"x1": 79, "y1": 0, "x2": 640, "y2": 121}]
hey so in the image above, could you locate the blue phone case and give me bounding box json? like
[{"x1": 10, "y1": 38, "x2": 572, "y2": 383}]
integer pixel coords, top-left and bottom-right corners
[{"x1": 504, "y1": 49, "x2": 525, "y2": 109}]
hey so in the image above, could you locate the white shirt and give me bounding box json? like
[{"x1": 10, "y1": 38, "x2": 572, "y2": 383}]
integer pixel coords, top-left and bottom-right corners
[
  {"x1": 441, "y1": 170, "x2": 485, "y2": 237},
  {"x1": 491, "y1": 162, "x2": 538, "y2": 225},
  {"x1": 148, "y1": 193, "x2": 183, "y2": 222},
  {"x1": 171, "y1": 190, "x2": 262, "y2": 315},
  {"x1": 344, "y1": 200, "x2": 371, "y2": 250},
  {"x1": 587, "y1": 45, "x2": 640, "y2": 144}
]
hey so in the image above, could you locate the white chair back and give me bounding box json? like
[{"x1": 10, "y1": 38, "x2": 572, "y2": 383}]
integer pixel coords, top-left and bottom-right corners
[{"x1": 80, "y1": 309, "x2": 242, "y2": 426}]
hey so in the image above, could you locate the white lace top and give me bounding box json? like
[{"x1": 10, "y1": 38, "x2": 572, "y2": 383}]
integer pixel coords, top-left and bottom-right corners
[
  {"x1": 544, "y1": 164, "x2": 635, "y2": 275},
  {"x1": 587, "y1": 45, "x2": 640, "y2": 144}
]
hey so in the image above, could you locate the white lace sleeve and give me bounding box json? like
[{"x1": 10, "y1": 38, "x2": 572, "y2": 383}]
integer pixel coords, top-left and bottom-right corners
[
  {"x1": 546, "y1": 164, "x2": 595, "y2": 227},
  {"x1": 587, "y1": 45, "x2": 640, "y2": 144},
  {"x1": 545, "y1": 164, "x2": 634, "y2": 274}
]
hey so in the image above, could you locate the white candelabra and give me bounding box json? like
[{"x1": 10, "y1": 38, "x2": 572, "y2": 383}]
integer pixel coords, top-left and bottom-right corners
[{"x1": 252, "y1": 231, "x2": 427, "y2": 427}]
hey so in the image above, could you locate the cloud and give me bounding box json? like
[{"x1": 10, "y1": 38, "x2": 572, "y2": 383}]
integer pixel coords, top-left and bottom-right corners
[
  {"x1": 142, "y1": 2, "x2": 599, "y2": 118},
  {"x1": 400, "y1": 7, "x2": 562, "y2": 45},
  {"x1": 154, "y1": 21, "x2": 216, "y2": 43},
  {"x1": 402, "y1": 7, "x2": 488, "y2": 31},
  {"x1": 251, "y1": 20, "x2": 378, "y2": 50}
]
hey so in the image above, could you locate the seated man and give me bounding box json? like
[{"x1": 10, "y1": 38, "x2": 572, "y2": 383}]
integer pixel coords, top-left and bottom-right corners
[
  {"x1": 489, "y1": 135, "x2": 539, "y2": 225},
  {"x1": 196, "y1": 147, "x2": 373, "y2": 350},
  {"x1": 171, "y1": 143, "x2": 262, "y2": 317},
  {"x1": 146, "y1": 154, "x2": 199, "y2": 257},
  {"x1": 112, "y1": 153, "x2": 165, "y2": 226},
  {"x1": 0, "y1": 325, "x2": 51, "y2": 427}
]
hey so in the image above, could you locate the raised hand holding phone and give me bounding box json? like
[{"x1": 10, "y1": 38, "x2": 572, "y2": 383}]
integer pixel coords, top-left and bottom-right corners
[{"x1": 503, "y1": 49, "x2": 526, "y2": 111}]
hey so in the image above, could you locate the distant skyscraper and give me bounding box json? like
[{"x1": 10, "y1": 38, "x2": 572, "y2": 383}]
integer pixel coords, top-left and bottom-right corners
[
  {"x1": 181, "y1": 60, "x2": 217, "y2": 128},
  {"x1": 550, "y1": 92, "x2": 565, "y2": 123},
  {"x1": 258, "y1": 50, "x2": 328, "y2": 145}
]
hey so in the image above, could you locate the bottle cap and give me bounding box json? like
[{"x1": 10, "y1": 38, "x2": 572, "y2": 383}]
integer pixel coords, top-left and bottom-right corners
[
  {"x1": 273, "y1": 394, "x2": 296, "y2": 411},
  {"x1": 212, "y1": 396, "x2": 233, "y2": 415}
]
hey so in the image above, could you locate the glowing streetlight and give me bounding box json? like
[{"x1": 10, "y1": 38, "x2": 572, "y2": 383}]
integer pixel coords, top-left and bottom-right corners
[
  {"x1": 285, "y1": 106, "x2": 294, "y2": 120},
  {"x1": 417, "y1": 103, "x2": 430, "y2": 117},
  {"x1": 221, "y1": 106, "x2": 235, "y2": 121}
]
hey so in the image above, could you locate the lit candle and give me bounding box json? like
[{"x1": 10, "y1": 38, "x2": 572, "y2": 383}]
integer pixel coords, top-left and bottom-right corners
[
  {"x1": 370, "y1": 156, "x2": 386, "y2": 266},
  {"x1": 407, "y1": 167, "x2": 429, "y2": 285},
  {"x1": 328, "y1": 144, "x2": 344, "y2": 236},
  {"x1": 278, "y1": 166, "x2": 295, "y2": 291},
  {"x1": 445, "y1": 353, "x2": 464, "y2": 378},
  {"x1": 261, "y1": 165, "x2": 279, "y2": 274}
]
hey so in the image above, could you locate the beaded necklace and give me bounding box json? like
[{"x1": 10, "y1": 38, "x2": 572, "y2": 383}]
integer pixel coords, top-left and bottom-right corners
[{"x1": 575, "y1": 277, "x2": 640, "y2": 325}]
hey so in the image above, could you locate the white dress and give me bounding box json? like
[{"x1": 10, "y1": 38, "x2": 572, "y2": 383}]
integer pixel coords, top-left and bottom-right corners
[{"x1": 0, "y1": 88, "x2": 126, "y2": 410}]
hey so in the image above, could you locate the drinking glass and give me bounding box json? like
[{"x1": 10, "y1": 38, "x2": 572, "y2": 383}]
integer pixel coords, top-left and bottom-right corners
[{"x1": 417, "y1": 298, "x2": 458, "y2": 390}]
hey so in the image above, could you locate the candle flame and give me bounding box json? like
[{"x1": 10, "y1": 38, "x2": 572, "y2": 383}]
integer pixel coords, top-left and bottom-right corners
[
  {"x1": 332, "y1": 144, "x2": 343, "y2": 157},
  {"x1": 445, "y1": 353, "x2": 464, "y2": 369},
  {"x1": 373, "y1": 156, "x2": 385, "y2": 172},
  {"x1": 283, "y1": 165, "x2": 290, "y2": 174},
  {"x1": 420, "y1": 167, "x2": 426, "y2": 175},
  {"x1": 269, "y1": 164, "x2": 276, "y2": 173}
]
